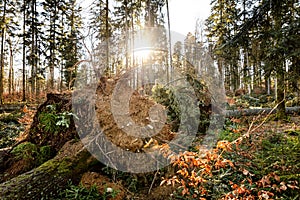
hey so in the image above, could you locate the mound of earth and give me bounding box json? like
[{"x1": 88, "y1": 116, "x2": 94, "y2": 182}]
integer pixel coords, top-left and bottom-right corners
[
  {"x1": 93, "y1": 77, "x2": 175, "y2": 152},
  {"x1": 24, "y1": 76, "x2": 175, "y2": 154}
]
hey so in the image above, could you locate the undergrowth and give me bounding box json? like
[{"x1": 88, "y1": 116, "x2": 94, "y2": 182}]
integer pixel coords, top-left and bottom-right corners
[
  {"x1": 58, "y1": 181, "x2": 119, "y2": 200},
  {"x1": 0, "y1": 112, "x2": 24, "y2": 148},
  {"x1": 161, "y1": 117, "x2": 300, "y2": 199},
  {"x1": 38, "y1": 104, "x2": 77, "y2": 135}
]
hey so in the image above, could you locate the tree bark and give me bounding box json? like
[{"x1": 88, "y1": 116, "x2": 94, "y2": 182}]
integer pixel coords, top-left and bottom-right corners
[{"x1": 0, "y1": 141, "x2": 97, "y2": 200}]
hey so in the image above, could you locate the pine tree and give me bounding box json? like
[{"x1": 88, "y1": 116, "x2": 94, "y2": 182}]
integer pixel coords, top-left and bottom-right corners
[
  {"x1": 42, "y1": 0, "x2": 64, "y2": 89},
  {"x1": 89, "y1": 0, "x2": 112, "y2": 74},
  {"x1": 0, "y1": 0, "x2": 20, "y2": 103},
  {"x1": 60, "y1": 0, "x2": 83, "y2": 89},
  {"x1": 206, "y1": 0, "x2": 240, "y2": 91}
]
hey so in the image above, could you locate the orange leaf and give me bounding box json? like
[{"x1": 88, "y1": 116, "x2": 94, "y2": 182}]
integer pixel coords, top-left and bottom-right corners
[
  {"x1": 243, "y1": 169, "x2": 249, "y2": 176},
  {"x1": 280, "y1": 182, "x2": 287, "y2": 191},
  {"x1": 274, "y1": 174, "x2": 280, "y2": 182},
  {"x1": 231, "y1": 184, "x2": 239, "y2": 189},
  {"x1": 22, "y1": 105, "x2": 28, "y2": 113},
  {"x1": 287, "y1": 184, "x2": 299, "y2": 189}
]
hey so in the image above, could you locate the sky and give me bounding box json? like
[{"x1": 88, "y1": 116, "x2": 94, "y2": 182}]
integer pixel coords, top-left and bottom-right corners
[
  {"x1": 168, "y1": 0, "x2": 212, "y2": 35},
  {"x1": 79, "y1": 0, "x2": 212, "y2": 36},
  {"x1": 78, "y1": 0, "x2": 213, "y2": 58}
]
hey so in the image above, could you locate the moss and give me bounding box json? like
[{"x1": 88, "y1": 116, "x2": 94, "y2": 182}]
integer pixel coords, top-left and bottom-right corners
[
  {"x1": 11, "y1": 142, "x2": 38, "y2": 160},
  {"x1": 10, "y1": 143, "x2": 54, "y2": 168},
  {"x1": 57, "y1": 159, "x2": 73, "y2": 174}
]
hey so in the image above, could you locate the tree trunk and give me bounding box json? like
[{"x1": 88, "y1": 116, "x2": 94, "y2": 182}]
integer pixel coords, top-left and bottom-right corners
[
  {"x1": 31, "y1": 0, "x2": 36, "y2": 97},
  {"x1": 8, "y1": 38, "x2": 13, "y2": 96},
  {"x1": 22, "y1": 0, "x2": 26, "y2": 102},
  {"x1": 276, "y1": 66, "x2": 286, "y2": 119},
  {"x1": 226, "y1": 106, "x2": 300, "y2": 117},
  {"x1": 0, "y1": 0, "x2": 7, "y2": 105},
  {"x1": 0, "y1": 141, "x2": 97, "y2": 200},
  {"x1": 273, "y1": 1, "x2": 286, "y2": 119},
  {"x1": 105, "y1": 0, "x2": 110, "y2": 75},
  {"x1": 166, "y1": 0, "x2": 172, "y2": 82}
]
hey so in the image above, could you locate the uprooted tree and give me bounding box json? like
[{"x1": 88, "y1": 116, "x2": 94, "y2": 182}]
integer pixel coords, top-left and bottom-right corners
[{"x1": 0, "y1": 74, "x2": 214, "y2": 199}]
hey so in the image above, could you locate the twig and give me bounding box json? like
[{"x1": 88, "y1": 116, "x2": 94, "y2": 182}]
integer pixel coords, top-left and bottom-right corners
[
  {"x1": 247, "y1": 99, "x2": 284, "y2": 136},
  {"x1": 148, "y1": 169, "x2": 159, "y2": 194},
  {"x1": 231, "y1": 99, "x2": 284, "y2": 145}
]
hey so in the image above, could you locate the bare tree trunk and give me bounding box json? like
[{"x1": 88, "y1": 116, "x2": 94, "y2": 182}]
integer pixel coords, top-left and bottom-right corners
[
  {"x1": 31, "y1": 0, "x2": 36, "y2": 97},
  {"x1": 0, "y1": 0, "x2": 7, "y2": 104},
  {"x1": 105, "y1": 0, "x2": 110, "y2": 75},
  {"x1": 166, "y1": 0, "x2": 172, "y2": 82},
  {"x1": 22, "y1": 0, "x2": 26, "y2": 102},
  {"x1": 8, "y1": 38, "x2": 13, "y2": 96},
  {"x1": 276, "y1": 65, "x2": 286, "y2": 119},
  {"x1": 273, "y1": 2, "x2": 286, "y2": 119}
]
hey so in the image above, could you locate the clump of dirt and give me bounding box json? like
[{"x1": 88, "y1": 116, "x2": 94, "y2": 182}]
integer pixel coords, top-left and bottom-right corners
[
  {"x1": 80, "y1": 171, "x2": 176, "y2": 200},
  {"x1": 137, "y1": 184, "x2": 176, "y2": 200},
  {"x1": 80, "y1": 172, "x2": 126, "y2": 200},
  {"x1": 20, "y1": 75, "x2": 175, "y2": 156},
  {"x1": 93, "y1": 77, "x2": 175, "y2": 152}
]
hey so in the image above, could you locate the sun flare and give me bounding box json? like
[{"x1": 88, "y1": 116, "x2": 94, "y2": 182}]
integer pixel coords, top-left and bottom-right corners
[{"x1": 134, "y1": 49, "x2": 152, "y2": 60}]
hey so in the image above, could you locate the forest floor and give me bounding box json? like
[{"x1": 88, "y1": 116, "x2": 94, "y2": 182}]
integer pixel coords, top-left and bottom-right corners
[{"x1": 0, "y1": 81, "x2": 299, "y2": 199}]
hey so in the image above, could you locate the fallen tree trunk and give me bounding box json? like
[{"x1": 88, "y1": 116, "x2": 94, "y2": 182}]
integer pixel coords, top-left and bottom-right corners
[
  {"x1": 225, "y1": 106, "x2": 300, "y2": 117},
  {"x1": 0, "y1": 105, "x2": 23, "y2": 113},
  {"x1": 0, "y1": 104, "x2": 37, "y2": 113},
  {"x1": 0, "y1": 140, "x2": 98, "y2": 200}
]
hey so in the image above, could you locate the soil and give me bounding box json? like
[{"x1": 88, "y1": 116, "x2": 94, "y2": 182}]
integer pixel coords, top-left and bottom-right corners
[
  {"x1": 80, "y1": 172, "x2": 126, "y2": 200},
  {"x1": 93, "y1": 77, "x2": 175, "y2": 152}
]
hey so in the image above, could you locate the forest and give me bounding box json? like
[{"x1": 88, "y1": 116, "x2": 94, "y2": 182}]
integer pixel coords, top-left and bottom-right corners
[{"x1": 0, "y1": 0, "x2": 299, "y2": 199}]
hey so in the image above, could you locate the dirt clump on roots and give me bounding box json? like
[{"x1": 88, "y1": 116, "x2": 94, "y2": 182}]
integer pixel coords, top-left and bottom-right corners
[{"x1": 84, "y1": 76, "x2": 176, "y2": 152}]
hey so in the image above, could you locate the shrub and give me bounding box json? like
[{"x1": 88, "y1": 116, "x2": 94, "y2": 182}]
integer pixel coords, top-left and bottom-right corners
[{"x1": 38, "y1": 104, "x2": 77, "y2": 135}]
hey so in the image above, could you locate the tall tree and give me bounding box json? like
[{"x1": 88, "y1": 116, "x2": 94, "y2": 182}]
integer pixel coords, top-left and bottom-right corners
[
  {"x1": 60, "y1": 0, "x2": 83, "y2": 88},
  {"x1": 206, "y1": 0, "x2": 240, "y2": 91},
  {"x1": 89, "y1": 0, "x2": 112, "y2": 74},
  {"x1": 22, "y1": 0, "x2": 27, "y2": 101},
  {"x1": 0, "y1": 0, "x2": 20, "y2": 103},
  {"x1": 42, "y1": 0, "x2": 62, "y2": 90},
  {"x1": 0, "y1": 0, "x2": 8, "y2": 104}
]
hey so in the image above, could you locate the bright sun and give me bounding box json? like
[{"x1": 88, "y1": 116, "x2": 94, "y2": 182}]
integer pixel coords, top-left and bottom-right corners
[{"x1": 134, "y1": 49, "x2": 152, "y2": 60}]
